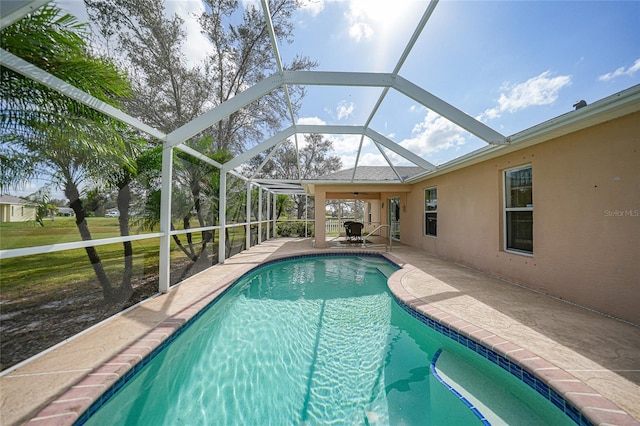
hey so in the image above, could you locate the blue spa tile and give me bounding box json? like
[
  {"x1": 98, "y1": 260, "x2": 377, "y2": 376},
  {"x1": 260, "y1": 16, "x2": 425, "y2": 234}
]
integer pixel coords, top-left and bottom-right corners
[
  {"x1": 579, "y1": 414, "x2": 594, "y2": 426},
  {"x1": 476, "y1": 345, "x2": 488, "y2": 358},
  {"x1": 522, "y1": 370, "x2": 536, "y2": 388},
  {"x1": 390, "y1": 287, "x2": 589, "y2": 426},
  {"x1": 550, "y1": 396, "x2": 565, "y2": 410},
  {"x1": 566, "y1": 405, "x2": 581, "y2": 424},
  {"x1": 467, "y1": 340, "x2": 477, "y2": 352},
  {"x1": 510, "y1": 363, "x2": 523, "y2": 378},
  {"x1": 471, "y1": 407, "x2": 484, "y2": 418},
  {"x1": 550, "y1": 389, "x2": 564, "y2": 407},
  {"x1": 498, "y1": 356, "x2": 510, "y2": 371},
  {"x1": 535, "y1": 381, "x2": 550, "y2": 399},
  {"x1": 460, "y1": 397, "x2": 473, "y2": 408}
]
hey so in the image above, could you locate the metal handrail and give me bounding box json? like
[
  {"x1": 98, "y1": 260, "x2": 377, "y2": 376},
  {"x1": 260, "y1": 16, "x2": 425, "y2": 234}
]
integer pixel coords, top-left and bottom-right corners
[{"x1": 362, "y1": 224, "x2": 392, "y2": 252}]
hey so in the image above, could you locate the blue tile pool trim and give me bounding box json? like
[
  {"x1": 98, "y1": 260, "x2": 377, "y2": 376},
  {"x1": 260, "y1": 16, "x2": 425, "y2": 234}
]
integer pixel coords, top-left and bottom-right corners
[
  {"x1": 431, "y1": 349, "x2": 492, "y2": 425},
  {"x1": 393, "y1": 296, "x2": 594, "y2": 426},
  {"x1": 74, "y1": 252, "x2": 395, "y2": 425}
]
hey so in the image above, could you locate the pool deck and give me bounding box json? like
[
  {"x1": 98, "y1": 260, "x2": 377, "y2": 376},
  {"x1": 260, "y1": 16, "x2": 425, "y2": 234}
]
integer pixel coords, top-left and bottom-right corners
[{"x1": 1, "y1": 237, "x2": 639, "y2": 425}]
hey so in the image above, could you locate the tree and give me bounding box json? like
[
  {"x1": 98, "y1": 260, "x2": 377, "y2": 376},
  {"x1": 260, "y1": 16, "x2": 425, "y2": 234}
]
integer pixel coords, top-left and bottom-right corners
[
  {"x1": 250, "y1": 133, "x2": 342, "y2": 218},
  {"x1": 0, "y1": 5, "x2": 137, "y2": 304},
  {"x1": 26, "y1": 185, "x2": 58, "y2": 225},
  {"x1": 86, "y1": 0, "x2": 316, "y2": 154},
  {"x1": 86, "y1": 0, "x2": 212, "y2": 133},
  {"x1": 86, "y1": 0, "x2": 318, "y2": 265},
  {"x1": 198, "y1": 0, "x2": 316, "y2": 152}
]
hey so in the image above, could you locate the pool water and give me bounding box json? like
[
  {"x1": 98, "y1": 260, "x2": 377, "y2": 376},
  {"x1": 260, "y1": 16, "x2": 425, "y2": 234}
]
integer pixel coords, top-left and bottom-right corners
[{"x1": 83, "y1": 255, "x2": 572, "y2": 425}]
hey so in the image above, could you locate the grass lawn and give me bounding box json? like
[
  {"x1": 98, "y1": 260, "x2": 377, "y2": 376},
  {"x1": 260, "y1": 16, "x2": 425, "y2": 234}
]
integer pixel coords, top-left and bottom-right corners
[
  {"x1": 1, "y1": 218, "x2": 160, "y2": 297},
  {"x1": 1, "y1": 217, "x2": 134, "y2": 250}
]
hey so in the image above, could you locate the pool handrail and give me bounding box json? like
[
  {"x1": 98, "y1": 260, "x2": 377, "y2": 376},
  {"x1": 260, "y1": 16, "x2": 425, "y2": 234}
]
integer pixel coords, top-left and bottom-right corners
[{"x1": 363, "y1": 224, "x2": 392, "y2": 251}]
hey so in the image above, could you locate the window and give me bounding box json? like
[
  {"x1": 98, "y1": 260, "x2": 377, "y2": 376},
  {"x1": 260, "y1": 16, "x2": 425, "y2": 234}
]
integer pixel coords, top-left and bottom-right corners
[
  {"x1": 425, "y1": 187, "x2": 437, "y2": 236},
  {"x1": 504, "y1": 165, "x2": 533, "y2": 254}
]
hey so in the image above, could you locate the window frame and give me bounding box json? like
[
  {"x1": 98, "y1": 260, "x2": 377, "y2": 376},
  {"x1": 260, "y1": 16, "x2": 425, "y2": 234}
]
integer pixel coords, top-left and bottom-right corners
[
  {"x1": 424, "y1": 186, "x2": 437, "y2": 237},
  {"x1": 503, "y1": 164, "x2": 533, "y2": 255}
]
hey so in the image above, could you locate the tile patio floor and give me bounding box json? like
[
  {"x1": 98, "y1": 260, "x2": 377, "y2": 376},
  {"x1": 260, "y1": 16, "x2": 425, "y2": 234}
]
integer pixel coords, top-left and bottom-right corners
[{"x1": 1, "y1": 237, "x2": 638, "y2": 425}]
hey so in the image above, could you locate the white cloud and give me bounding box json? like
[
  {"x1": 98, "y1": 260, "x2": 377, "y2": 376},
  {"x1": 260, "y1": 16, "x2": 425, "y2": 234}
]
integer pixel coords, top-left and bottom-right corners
[
  {"x1": 479, "y1": 71, "x2": 571, "y2": 121},
  {"x1": 324, "y1": 134, "x2": 366, "y2": 169},
  {"x1": 297, "y1": 116, "x2": 326, "y2": 126},
  {"x1": 598, "y1": 58, "x2": 640, "y2": 82},
  {"x1": 336, "y1": 101, "x2": 355, "y2": 120},
  {"x1": 241, "y1": 0, "x2": 260, "y2": 10},
  {"x1": 299, "y1": 0, "x2": 325, "y2": 17},
  {"x1": 344, "y1": 0, "x2": 421, "y2": 43},
  {"x1": 358, "y1": 152, "x2": 387, "y2": 167},
  {"x1": 397, "y1": 111, "x2": 467, "y2": 157},
  {"x1": 165, "y1": 1, "x2": 212, "y2": 67}
]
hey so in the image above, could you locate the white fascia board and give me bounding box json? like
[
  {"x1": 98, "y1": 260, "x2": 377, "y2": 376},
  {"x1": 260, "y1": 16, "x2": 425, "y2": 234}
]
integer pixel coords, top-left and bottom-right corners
[
  {"x1": 166, "y1": 73, "x2": 284, "y2": 146},
  {"x1": 0, "y1": 0, "x2": 50, "y2": 29},
  {"x1": 256, "y1": 183, "x2": 303, "y2": 189},
  {"x1": 300, "y1": 179, "x2": 408, "y2": 185},
  {"x1": 365, "y1": 128, "x2": 436, "y2": 171},
  {"x1": 253, "y1": 179, "x2": 304, "y2": 185},
  {"x1": 0, "y1": 49, "x2": 166, "y2": 141},
  {"x1": 283, "y1": 70, "x2": 395, "y2": 88},
  {"x1": 224, "y1": 126, "x2": 296, "y2": 170},
  {"x1": 508, "y1": 83, "x2": 640, "y2": 145},
  {"x1": 392, "y1": 75, "x2": 507, "y2": 145}
]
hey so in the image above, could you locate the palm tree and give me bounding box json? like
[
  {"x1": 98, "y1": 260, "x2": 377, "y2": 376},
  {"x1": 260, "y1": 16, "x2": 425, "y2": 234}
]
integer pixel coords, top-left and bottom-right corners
[{"x1": 0, "y1": 5, "x2": 136, "y2": 304}]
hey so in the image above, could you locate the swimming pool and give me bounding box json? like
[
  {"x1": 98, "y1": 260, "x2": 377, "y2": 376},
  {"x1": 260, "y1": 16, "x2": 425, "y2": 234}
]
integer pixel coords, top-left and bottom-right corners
[{"x1": 80, "y1": 254, "x2": 575, "y2": 425}]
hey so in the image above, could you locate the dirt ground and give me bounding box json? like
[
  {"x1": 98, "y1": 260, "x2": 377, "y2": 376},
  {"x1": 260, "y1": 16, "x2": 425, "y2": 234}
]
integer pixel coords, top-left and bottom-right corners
[{"x1": 0, "y1": 275, "x2": 160, "y2": 371}]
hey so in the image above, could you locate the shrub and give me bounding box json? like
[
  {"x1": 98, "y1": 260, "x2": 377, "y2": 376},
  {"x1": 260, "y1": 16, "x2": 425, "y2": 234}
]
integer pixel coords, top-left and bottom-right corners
[{"x1": 276, "y1": 222, "x2": 314, "y2": 237}]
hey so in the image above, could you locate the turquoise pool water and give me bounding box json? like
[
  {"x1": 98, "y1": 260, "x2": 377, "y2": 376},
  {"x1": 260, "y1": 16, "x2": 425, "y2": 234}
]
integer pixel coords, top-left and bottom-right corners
[{"x1": 82, "y1": 255, "x2": 572, "y2": 425}]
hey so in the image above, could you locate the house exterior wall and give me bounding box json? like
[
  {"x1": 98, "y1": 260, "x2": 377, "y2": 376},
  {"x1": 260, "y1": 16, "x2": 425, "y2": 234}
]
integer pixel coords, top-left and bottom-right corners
[
  {"x1": 0, "y1": 203, "x2": 37, "y2": 223},
  {"x1": 404, "y1": 112, "x2": 639, "y2": 324}
]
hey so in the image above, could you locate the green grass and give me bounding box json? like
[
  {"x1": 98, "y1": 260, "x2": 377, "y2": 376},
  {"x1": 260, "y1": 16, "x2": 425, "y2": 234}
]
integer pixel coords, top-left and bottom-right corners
[
  {"x1": 0, "y1": 217, "x2": 123, "y2": 250},
  {"x1": 0, "y1": 219, "x2": 251, "y2": 301},
  {"x1": 1, "y1": 241, "x2": 161, "y2": 300}
]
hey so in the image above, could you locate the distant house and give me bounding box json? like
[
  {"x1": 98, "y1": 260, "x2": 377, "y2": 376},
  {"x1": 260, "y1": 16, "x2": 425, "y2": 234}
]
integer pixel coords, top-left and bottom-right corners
[
  {"x1": 57, "y1": 207, "x2": 75, "y2": 217},
  {"x1": 0, "y1": 195, "x2": 37, "y2": 223}
]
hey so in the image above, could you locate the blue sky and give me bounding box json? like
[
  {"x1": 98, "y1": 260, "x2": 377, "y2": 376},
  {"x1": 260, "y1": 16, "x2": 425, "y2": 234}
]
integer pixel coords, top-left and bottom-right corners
[
  {"x1": 50, "y1": 0, "x2": 640, "y2": 173},
  {"x1": 275, "y1": 0, "x2": 640, "y2": 168}
]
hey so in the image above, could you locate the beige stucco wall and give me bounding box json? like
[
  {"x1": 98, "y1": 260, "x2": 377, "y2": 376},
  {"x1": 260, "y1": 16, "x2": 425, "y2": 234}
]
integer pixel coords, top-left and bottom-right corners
[
  {"x1": 312, "y1": 112, "x2": 639, "y2": 323},
  {"x1": 405, "y1": 112, "x2": 639, "y2": 324}
]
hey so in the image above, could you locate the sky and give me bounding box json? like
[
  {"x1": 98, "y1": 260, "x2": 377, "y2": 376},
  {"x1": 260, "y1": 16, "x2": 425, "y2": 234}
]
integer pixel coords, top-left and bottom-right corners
[{"x1": 15, "y1": 0, "x2": 640, "y2": 195}]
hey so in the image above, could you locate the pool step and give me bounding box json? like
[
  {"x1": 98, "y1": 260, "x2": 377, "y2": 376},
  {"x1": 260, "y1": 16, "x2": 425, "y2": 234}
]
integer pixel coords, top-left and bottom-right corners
[{"x1": 433, "y1": 350, "x2": 570, "y2": 426}]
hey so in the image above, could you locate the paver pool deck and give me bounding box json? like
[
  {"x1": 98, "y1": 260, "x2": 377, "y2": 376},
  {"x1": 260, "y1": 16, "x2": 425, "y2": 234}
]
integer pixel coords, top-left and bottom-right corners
[{"x1": 1, "y1": 237, "x2": 638, "y2": 425}]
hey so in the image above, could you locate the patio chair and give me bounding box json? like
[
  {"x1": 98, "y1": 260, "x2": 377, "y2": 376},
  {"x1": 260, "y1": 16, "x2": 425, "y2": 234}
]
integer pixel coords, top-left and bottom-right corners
[
  {"x1": 345, "y1": 221, "x2": 364, "y2": 242},
  {"x1": 343, "y1": 221, "x2": 354, "y2": 240}
]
